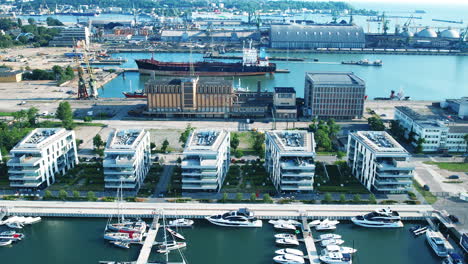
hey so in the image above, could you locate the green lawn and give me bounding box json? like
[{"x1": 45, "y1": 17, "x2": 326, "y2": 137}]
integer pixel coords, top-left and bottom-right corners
[
  {"x1": 137, "y1": 164, "x2": 163, "y2": 197},
  {"x1": 413, "y1": 179, "x2": 437, "y2": 204},
  {"x1": 315, "y1": 163, "x2": 369, "y2": 194},
  {"x1": 221, "y1": 163, "x2": 275, "y2": 194},
  {"x1": 47, "y1": 163, "x2": 105, "y2": 192},
  {"x1": 423, "y1": 161, "x2": 468, "y2": 172},
  {"x1": 231, "y1": 131, "x2": 255, "y2": 152}
]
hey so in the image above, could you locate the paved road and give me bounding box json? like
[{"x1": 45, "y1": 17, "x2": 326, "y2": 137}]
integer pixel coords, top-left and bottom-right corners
[{"x1": 153, "y1": 165, "x2": 174, "y2": 198}]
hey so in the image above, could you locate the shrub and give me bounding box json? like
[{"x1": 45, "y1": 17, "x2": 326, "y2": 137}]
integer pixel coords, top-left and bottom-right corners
[
  {"x1": 3, "y1": 195, "x2": 17, "y2": 200},
  {"x1": 322, "y1": 192, "x2": 333, "y2": 204},
  {"x1": 101, "y1": 197, "x2": 116, "y2": 202},
  {"x1": 263, "y1": 194, "x2": 273, "y2": 203},
  {"x1": 236, "y1": 192, "x2": 243, "y2": 202},
  {"x1": 125, "y1": 197, "x2": 136, "y2": 202},
  {"x1": 369, "y1": 194, "x2": 377, "y2": 204},
  {"x1": 404, "y1": 200, "x2": 421, "y2": 205},
  {"x1": 339, "y1": 194, "x2": 346, "y2": 203},
  {"x1": 58, "y1": 190, "x2": 68, "y2": 200},
  {"x1": 250, "y1": 193, "x2": 257, "y2": 202},
  {"x1": 380, "y1": 200, "x2": 398, "y2": 205},
  {"x1": 353, "y1": 194, "x2": 361, "y2": 203},
  {"x1": 221, "y1": 192, "x2": 228, "y2": 203},
  {"x1": 73, "y1": 190, "x2": 80, "y2": 199},
  {"x1": 87, "y1": 191, "x2": 97, "y2": 201},
  {"x1": 407, "y1": 191, "x2": 417, "y2": 200},
  {"x1": 43, "y1": 190, "x2": 54, "y2": 200}
]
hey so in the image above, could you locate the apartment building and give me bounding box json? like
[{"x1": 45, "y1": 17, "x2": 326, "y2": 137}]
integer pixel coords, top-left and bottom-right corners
[
  {"x1": 181, "y1": 129, "x2": 230, "y2": 192},
  {"x1": 395, "y1": 106, "x2": 468, "y2": 153},
  {"x1": 347, "y1": 131, "x2": 414, "y2": 194},
  {"x1": 7, "y1": 128, "x2": 78, "y2": 189},
  {"x1": 265, "y1": 130, "x2": 316, "y2": 193},
  {"x1": 103, "y1": 129, "x2": 151, "y2": 191},
  {"x1": 304, "y1": 72, "x2": 365, "y2": 119}
]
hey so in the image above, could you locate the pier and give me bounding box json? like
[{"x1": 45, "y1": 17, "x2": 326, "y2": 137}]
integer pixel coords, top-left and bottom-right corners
[
  {"x1": 136, "y1": 213, "x2": 160, "y2": 264},
  {"x1": 301, "y1": 214, "x2": 320, "y2": 264}
]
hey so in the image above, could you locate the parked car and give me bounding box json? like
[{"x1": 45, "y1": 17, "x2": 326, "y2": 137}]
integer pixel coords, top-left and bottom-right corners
[
  {"x1": 448, "y1": 175, "x2": 460, "y2": 180},
  {"x1": 423, "y1": 185, "x2": 430, "y2": 191}
]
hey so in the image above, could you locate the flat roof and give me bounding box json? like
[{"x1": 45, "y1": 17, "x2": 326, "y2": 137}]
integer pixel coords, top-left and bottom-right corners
[
  {"x1": 14, "y1": 128, "x2": 69, "y2": 150},
  {"x1": 448, "y1": 125, "x2": 468, "y2": 134},
  {"x1": 267, "y1": 130, "x2": 315, "y2": 153},
  {"x1": 306, "y1": 72, "x2": 365, "y2": 86},
  {"x1": 352, "y1": 131, "x2": 408, "y2": 154},
  {"x1": 274, "y1": 87, "x2": 296, "y2": 93},
  {"x1": 106, "y1": 129, "x2": 147, "y2": 150},
  {"x1": 146, "y1": 77, "x2": 232, "y2": 87},
  {"x1": 184, "y1": 129, "x2": 228, "y2": 153}
]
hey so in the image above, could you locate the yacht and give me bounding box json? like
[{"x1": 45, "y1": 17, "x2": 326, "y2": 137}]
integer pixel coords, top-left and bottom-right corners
[
  {"x1": 0, "y1": 239, "x2": 13, "y2": 246},
  {"x1": 442, "y1": 253, "x2": 464, "y2": 264},
  {"x1": 351, "y1": 208, "x2": 403, "y2": 228},
  {"x1": 157, "y1": 241, "x2": 187, "y2": 254},
  {"x1": 274, "y1": 223, "x2": 297, "y2": 231},
  {"x1": 269, "y1": 219, "x2": 301, "y2": 226},
  {"x1": 166, "y1": 227, "x2": 185, "y2": 240},
  {"x1": 275, "y1": 248, "x2": 304, "y2": 256},
  {"x1": 205, "y1": 208, "x2": 262, "y2": 227},
  {"x1": 276, "y1": 238, "x2": 300, "y2": 246},
  {"x1": 317, "y1": 234, "x2": 342, "y2": 241},
  {"x1": 168, "y1": 218, "x2": 194, "y2": 228},
  {"x1": 426, "y1": 229, "x2": 449, "y2": 257},
  {"x1": 310, "y1": 219, "x2": 339, "y2": 227},
  {"x1": 6, "y1": 222, "x2": 23, "y2": 229},
  {"x1": 315, "y1": 222, "x2": 338, "y2": 231},
  {"x1": 0, "y1": 231, "x2": 25, "y2": 241},
  {"x1": 103, "y1": 232, "x2": 143, "y2": 243},
  {"x1": 275, "y1": 233, "x2": 297, "y2": 240},
  {"x1": 273, "y1": 254, "x2": 305, "y2": 264},
  {"x1": 320, "y1": 252, "x2": 352, "y2": 264},
  {"x1": 321, "y1": 239, "x2": 345, "y2": 247},
  {"x1": 323, "y1": 244, "x2": 357, "y2": 254},
  {"x1": 110, "y1": 241, "x2": 130, "y2": 249},
  {"x1": 107, "y1": 219, "x2": 147, "y2": 233}
]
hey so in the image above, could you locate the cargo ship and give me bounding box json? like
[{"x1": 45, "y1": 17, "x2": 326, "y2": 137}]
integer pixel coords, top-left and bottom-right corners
[{"x1": 135, "y1": 46, "x2": 276, "y2": 76}]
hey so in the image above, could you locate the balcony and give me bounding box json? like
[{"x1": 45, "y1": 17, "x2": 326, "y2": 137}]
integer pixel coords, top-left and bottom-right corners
[
  {"x1": 104, "y1": 169, "x2": 134, "y2": 175},
  {"x1": 10, "y1": 180, "x2": 43, "y2": 188},
  {"x1": 280, "y1": 160, "x2": 315, "y2": 170},
  {"x1": 182, "y1": 170, "x2": 217, "y2": 177},
  {"x1": 105, "y1": 182, "x2": 137, "y2": 189},
  {"x1": 103, "y1": 157, "x2": 135, "y2": 167},
  {"x1": 281, "y1": 184, "x2": 314, "y2": 191},
  {"x1": 182, "y1": 183, "x2": 218, "y2": 190},
  {"x1": 8, "y1": 156, "x2": 41, "y2": 166},
  {"x1": 9, "y1": 173, "x2": 41, "y2": 180},
  {"x1": 282, "y1": 171, "x2": 315, "y2": 177},
  {"x1": 182, "y1": 177, "x2": 218, "y2": 184},
  {"x1": 376, "y1": 171, "x2": 413, "y2": 178},
  {"x1": 281, "y1": 178, "x2": 313, "y2": 184},
  {"x1": 182, "y1": 158, "x2": 218, "y2": 168},
  {"x1": 377, "y1": 160, "x2": 414, "y2": 171},
  {"x1": 375, "y1": 177, "x2": 412, "y2": 185},
  {"x1": 104, "y1": 176, "x2": 137, "y2": 182}
]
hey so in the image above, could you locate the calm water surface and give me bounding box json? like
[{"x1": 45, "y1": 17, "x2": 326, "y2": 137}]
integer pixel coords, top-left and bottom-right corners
[{"x1": 0, "y1": 218, "x2": 443, "y2": 264}]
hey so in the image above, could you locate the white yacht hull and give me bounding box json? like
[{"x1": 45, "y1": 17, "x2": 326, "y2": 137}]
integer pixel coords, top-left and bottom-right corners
[
  {"x1": 205, "y1": 217, "x2": 262, "y2": 228},
  {"x1": 351, "y1": 217, "x2": 403, "y2": 228}
]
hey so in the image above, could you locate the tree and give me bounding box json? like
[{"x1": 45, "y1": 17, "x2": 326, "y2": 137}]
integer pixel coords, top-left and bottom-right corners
[
  {"x1": 93, "y1": 134, "x2": 104, "y2": 150},
  {"x1": 250, "y1": 193, "x2": 257, "y2": 202},
  {"x1": 73, "y1": 190, "x2": 80, "y2": 199},
  {"x1": 179, "y1": 124, "x2": 194, "y2": 147},
  {"x1": 236, "y1": 192, "x2": 243, "y2": 202},
  {"x1": 221, "y1": 192, "x2": 228, "y2": 203},
  {"x1": 263, "y1": 194, "x2": 273, "y2": 203},
  {"x1": 161, "y1": 139, "x2": 170, "y2": 152},
  {"x1": 336, "y1": 151, "x2": 346, "y2": 160},
  {"x1": 327, "y1": 118, "x2": 340, "y2": 138},
  {"x1": 26, "y1": 107, "x2": 38, "y2": 126},
  {"x1": 415, "y1": 138, "x2": 426, "y2": 154},
  {"x1": 234, "y1": 149, "x2": 244, "y2": 158},
  {"x1": 389, "y1": 120, "x2": 405, "y2": 140},
  {"x1": 315, "y1": 130, "x2": 332, "y2": 151},
  {"x1": 43, "y1": 190, "x2": 53, "y2": 199},
  {"x1": 368, "y1": 116, "x2": 385, "y2": 131},
  {"x1": 58, "y1": 189, "x2": 68, "y2": 200},
  {"x1": 230, "y1": 133, "x2": 240, "y2": 150},
  {"x1": 353, "y1": 194, "x2": 361, "y2": 203},
  {"x1": 150, "y1": 142, "x2": 156, "y2": 150},
  {"x1": 309, "y1": 117, "x2": 318, "y2": 132},
  {"x1": 52, "y1": 65, "x2": 64, "y2": 80},
  {"x1": 17, "y1": 18, "x2": 22, "y2": 27},
  {"x1": 252, "y1": 132, "x2": 265, "y2": 158},
  {"x1": 56, "y1": 101, "x2": 74, "y2": 129},
  {"x1": 339, "y1": 194, "x2": 346, "y2": 203},
  {"x1": 323, "y1": 192, "x2": 332, "y2": 203},
  {"x1": 27, "y1": 18, "x2": 35, "y2": 25},
  {"x1": 46, "y1": 17, "x2": 64, "y2": 26},
  {"x1": 369, "y1": 194, "x2": 377, "y2": 204},
  {"x1": 87, "y1": 191, "x2": 97, "y2": 201}
]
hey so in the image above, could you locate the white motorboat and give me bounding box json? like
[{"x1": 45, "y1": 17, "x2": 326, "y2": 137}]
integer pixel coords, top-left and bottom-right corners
[
  {"x1": 269, "y1": 219, "x2": 301, "y2": 226},
  {"x1": 351, "y1": 208, "x2": 403, "y2": 228},
  {"x1": 157, "y1": 241, "x2": 187, "y2": 254},
  {"x1": 317, "y1": 234, "x2": 342, "y2": 241},
  {"x1": 275, "y1": 248, "x2": 304, "y2": 256},
  {"x1": 309, "y1": 219, "x2": 322, "y2": 226},
  {"x1": 107, "y1": 219, "x2": 147, "y2": 233},
  {"x1": 274, "y1": 223, "x2": 296, "y2": 231},
  {"x1": 168, "y1": 218, "x2": 194, "y2": 228},
  {"x1": 0, "y1": 231, "x2": 25, "y2": 241},
  {"x1": 275, "y1": 233, "x2": 297, "y2": 240},
  {"x1": 426, "y1": 229, "x2": 449, "y2": 257},
  {"x1": 273, "y1": 253, "x2": 305, "y2": 264},
  {"x1": 321, "y1": 239, "x2": 345, "y2": 247},
  {"x1": 320, "y1": 252, "x2": 352, "y2": 264},
  {"x1": 442, "y1": 253, "x2": 464, "y2": 264},
  {"x1": 324, "y1": 244, "x2": 357, "y2": 254},
  {"x1": 103, "y1": 232, "x2": 143, "y2": 243},
  {"x1": 0, "y1": 239, "x2": 13, "y2": 246},
  {"x1": 205, "y1": 208, "x2": 262, "y2": 228},
  {"x1": 276, "y1": 238, "x2": 300, "y2": 246},
  {"x1": 6, "y1": 222, "x2": 23, "y2": 229},
  {"x1": 110, "y1": 241, "x2": 130, "y2": 249},
  {"x1": 315, "y1": 223, "x2": 337, "y2": 231},
  {"x1": 166, "y1": 227, "x2": 185, "y2": 240}
]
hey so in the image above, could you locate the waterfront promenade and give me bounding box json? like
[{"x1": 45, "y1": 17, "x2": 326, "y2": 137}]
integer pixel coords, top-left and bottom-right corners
[{"x1": 0, "y1": 201, "x2": 433, "y2": 220}]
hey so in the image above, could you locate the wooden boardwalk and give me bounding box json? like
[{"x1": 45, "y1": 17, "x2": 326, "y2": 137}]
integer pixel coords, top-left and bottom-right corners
[
  {"x1": 136, "y1": 214, "x2": 160, "y2": 264},
  {"x1": 301, "y1": 215, "x2": 320, "y2": 264}
]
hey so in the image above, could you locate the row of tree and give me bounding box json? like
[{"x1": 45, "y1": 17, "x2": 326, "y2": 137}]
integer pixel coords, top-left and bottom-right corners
[
  {"x1": 23, "y1": 65, "x2": 75, "y2": 85},
  {"x1": 0, "y1": 18, "x2": 61, "y2": 48}
]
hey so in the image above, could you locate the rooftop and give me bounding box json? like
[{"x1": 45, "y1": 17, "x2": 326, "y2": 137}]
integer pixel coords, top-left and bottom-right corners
[
  {"x1": 448, "y1": 126, "x2": 468, "y2": 134},
  {"x1": 274, "y1": 87, "x2": 296, "y2": 93},
  {"x1": 184, "y1": 129, "x2": 228, "y2": 153},
  {"x1": 446, "y1": 97, "x2": 468, "y2": 106},
  {"x1": 14, "y1": 128, "x2": 69, "y2": 149},
  {"x1": 306, "y1": 72, "x2": 365, "y2": 86},
  {"x1": 106, "y1": 129, "x2": 147, "y2": 150},
  {"x1": 267, "y1": 130, "x2": 315, "y2": 153},
  {"x1": 353, "y1": 131, "x2": 408, "y2": 154},
  {"x1": 146, "y1": 77, "x2": 232, "y2": 87}
]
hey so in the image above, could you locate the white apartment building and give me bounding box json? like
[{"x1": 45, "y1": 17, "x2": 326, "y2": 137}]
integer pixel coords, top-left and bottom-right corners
[
  {"x1": 181, "y1": 129, "x2": 230, "y2": 192},
  {"x1": 347, "y1": 131, "x2": 414, "y2": 194},
  {"x1": 103, "y1": 129, "x2": 151, "y2": 191},
  {"x1": 265, "y1": 130, "x2": 316, "y2": 193},
  {"x1": 395, "y1": 106, "x2": 468, "y2": 153},
  {"x1": 8, "y1": 128, "x2": 78, "y2": 189}
]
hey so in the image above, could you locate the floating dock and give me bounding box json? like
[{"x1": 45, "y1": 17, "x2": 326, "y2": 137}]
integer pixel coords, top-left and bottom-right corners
[
  {"x1": 301, "y1": 214, "x2": 320, "y2": 264},
  {"x1": 136, "y1": 214, "x2": 160, "y2": 264}
]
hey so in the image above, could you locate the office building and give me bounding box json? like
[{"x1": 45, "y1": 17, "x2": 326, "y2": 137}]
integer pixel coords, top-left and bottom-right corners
[
  {"x1": 273, "y1": 87, "x2": 297, "y2": 119},
  {"x1": 270, "y1": 24, "x2": 365, "y2": 49},
  {"x1": 347, "y1": 131, "x2": 414, "y2": 194},
  {"x1": 445, "y1": 97, "x2": 468, "y2": 119},
  {"x1": 181, "y1": 129, "x2": 230, "y2": 192},
  {"x1": 7, "y1": 128, "x2": 78, "y2": 189},
  {"x1": 49, "y1": 27, "x2": 90, "y2": 48},
  {"x1": 103, "y1": 129, "x2": 151, "y2": 191},
  {"x1": 395, "y1": 106, "x2": 468, "y2": 153},
  {"x1": 265, "y1": 130, "x2": 316, "y2": 193},
  {"x1": 304, "y1": 72, "x2": 366, "y2": 119}
]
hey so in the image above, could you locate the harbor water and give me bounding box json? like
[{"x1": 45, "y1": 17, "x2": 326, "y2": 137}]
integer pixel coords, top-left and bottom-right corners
[
  {"x1": 0, "y1": 218, "x2": 444, "y2": 264},
  {"x1": 99, "y1": 52, "x2": 468, "y2": 100}
]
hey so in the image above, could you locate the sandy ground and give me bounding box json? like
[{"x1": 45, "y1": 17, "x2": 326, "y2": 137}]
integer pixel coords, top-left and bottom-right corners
[
  {"x1": 364, "y1": 100, "x2": 436, "y2": 120},
  {"x1": 1, "y1": 47, "x2": 76, "y2": 70}
]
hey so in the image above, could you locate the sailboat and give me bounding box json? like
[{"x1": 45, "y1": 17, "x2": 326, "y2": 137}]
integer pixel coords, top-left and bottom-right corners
[
  {"x1": 156, "y1": 212, "x2": 189, "y2": 263},
  {"x1": 123, "y1": 79, "x2": 146, "y2": 98}
]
